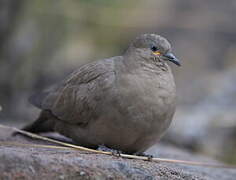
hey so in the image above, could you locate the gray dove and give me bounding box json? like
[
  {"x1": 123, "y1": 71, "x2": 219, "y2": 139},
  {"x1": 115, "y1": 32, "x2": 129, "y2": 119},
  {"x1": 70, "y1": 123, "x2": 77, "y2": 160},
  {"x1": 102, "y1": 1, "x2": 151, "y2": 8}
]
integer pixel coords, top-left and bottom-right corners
[{"x1": 23, "y1": 34, "x2": 180, "y2": 154}]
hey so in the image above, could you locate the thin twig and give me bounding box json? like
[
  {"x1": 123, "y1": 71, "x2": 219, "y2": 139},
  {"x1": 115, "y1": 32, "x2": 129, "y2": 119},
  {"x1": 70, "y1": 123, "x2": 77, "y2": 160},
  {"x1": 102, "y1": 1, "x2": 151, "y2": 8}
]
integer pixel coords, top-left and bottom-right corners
[
  {"x1": 0, "y1": 124, "x2": 235, "y2": 169},
  {"x1": 0, "y1": 141, "x2": 73, "y2": 150}
]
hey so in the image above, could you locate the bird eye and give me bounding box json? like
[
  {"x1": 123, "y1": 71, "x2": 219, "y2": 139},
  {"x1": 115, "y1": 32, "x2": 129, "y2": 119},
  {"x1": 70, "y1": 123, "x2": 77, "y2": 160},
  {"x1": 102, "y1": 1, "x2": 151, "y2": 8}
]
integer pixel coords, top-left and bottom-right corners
[{"x1": 151, "y1": 46, "x2": 158, "y2": 52}]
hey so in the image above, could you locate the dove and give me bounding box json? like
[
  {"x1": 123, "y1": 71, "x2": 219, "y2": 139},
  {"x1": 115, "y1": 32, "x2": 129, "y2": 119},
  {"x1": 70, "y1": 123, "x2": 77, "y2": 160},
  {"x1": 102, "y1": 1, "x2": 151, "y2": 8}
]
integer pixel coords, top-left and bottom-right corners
[{"x1": 22, "y1": 34, "x2": 180, "y2": 154}]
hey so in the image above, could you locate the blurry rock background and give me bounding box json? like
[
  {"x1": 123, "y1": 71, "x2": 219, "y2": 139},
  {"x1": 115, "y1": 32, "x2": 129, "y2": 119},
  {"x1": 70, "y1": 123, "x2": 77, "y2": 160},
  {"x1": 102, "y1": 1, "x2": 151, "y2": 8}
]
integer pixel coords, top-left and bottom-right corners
[{"x1": 0, "y1": 0, "x2": 235, "y2": 164}]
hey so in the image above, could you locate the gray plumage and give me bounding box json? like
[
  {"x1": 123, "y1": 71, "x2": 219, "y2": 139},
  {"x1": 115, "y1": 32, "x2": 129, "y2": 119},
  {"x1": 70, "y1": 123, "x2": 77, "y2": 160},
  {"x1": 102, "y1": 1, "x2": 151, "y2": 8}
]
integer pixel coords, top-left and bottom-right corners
[{"x1": 24, "y1": 34, "x2": 180, "y2": 154}]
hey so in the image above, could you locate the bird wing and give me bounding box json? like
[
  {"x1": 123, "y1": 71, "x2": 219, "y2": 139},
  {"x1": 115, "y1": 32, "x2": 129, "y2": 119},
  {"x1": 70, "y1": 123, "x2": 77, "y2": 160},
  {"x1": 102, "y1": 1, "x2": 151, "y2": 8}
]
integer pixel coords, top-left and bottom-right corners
[{"x1": 29, "y1": 57, "x2": 119, "y2": 125}]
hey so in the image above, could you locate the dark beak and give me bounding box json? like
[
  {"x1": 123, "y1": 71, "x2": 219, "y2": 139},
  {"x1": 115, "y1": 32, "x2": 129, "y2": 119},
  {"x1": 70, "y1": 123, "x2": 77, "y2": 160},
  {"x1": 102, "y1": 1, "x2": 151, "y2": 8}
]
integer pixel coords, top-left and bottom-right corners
[{"x1": 163, "y1": 52, "x2": 181, "y2": 66}]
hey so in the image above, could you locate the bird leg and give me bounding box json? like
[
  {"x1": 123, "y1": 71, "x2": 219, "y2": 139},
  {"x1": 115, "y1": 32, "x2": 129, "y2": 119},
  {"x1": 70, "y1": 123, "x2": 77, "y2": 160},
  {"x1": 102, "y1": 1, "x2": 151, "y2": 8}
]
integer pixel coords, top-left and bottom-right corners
[
  {"x1": 134, "y1": 152, "x2": 154, "y2": 161},
  {"x1": 97, "y1": 145, "x2": 123, "y2": 157}
]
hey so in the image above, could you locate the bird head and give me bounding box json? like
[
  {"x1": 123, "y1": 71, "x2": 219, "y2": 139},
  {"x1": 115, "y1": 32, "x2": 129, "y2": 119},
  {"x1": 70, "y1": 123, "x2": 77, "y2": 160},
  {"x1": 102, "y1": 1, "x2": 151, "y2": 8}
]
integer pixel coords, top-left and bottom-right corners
[{"x1": 128, "y1": 34, "x2": 181, "y2": 66}]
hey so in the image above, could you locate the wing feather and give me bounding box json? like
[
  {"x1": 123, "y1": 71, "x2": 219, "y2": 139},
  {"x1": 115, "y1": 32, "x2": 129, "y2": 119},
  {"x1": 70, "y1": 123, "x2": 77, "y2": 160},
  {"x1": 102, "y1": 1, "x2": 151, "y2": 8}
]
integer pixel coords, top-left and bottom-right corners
[{"x1": 29, "y1": 57, "x2": 120, "y2": 124}]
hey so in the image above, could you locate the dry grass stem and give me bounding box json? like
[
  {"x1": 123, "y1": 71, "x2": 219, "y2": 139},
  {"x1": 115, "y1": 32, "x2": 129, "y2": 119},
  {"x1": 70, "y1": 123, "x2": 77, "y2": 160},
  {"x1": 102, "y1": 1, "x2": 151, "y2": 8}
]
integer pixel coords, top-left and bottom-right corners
[{"x1": 0, "y1": 124, "x2": 235, "y2": 169}]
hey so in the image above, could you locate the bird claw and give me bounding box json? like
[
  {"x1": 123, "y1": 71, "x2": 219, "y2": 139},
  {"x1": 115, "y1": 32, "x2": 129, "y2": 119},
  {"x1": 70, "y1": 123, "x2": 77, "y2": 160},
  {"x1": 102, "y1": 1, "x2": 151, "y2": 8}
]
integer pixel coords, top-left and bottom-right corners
[
  {"x1": 112, "y1": 150, "x2": 122, "y2": 157},
  {"x1": 146, "y1": 155, "x2": 153, "y2": 161},
  {"x1": 134, "y1": 152, "x2": 153, "y2": 161},
  {"x1": 97, "y1": 145, "x2": 122, "y2": 157}
]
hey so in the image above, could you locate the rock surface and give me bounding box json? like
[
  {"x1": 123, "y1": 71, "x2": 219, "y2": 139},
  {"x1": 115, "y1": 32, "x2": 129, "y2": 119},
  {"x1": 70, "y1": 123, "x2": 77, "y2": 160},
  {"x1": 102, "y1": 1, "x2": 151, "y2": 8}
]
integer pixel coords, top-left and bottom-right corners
[{"x1": 0, "y1": 127, "x2": 236, "y2": 180}]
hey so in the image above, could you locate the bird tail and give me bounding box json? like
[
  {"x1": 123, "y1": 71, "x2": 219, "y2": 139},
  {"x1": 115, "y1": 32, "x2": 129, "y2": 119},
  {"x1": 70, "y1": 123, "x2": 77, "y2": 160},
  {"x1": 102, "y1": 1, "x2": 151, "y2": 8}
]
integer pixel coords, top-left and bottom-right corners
[{"x1": 21, "y1": 110, "x2": 55, "y2": 134}]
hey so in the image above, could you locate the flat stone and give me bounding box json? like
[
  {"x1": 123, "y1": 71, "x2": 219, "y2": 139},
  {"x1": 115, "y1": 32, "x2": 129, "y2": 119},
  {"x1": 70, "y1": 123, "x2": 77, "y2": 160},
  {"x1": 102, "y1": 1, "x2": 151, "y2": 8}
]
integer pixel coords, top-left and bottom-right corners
[{"x1": 0, "y1": 127, "x2": 235, "y2": 180}]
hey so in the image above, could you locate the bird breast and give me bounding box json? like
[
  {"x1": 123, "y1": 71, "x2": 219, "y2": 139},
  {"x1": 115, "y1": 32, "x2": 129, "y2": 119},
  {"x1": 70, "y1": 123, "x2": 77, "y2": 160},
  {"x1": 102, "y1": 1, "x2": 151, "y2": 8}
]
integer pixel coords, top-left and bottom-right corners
[{"x1": 113, "y1": 66, "x2": 176, "y2": 129}]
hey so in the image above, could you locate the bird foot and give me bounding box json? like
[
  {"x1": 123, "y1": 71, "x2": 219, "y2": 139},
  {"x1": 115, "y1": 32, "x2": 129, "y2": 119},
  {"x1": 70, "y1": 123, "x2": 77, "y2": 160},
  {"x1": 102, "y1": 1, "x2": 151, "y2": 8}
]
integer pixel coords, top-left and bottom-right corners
[
  {"x1": 97, "y1": 145, "x2": 122, "y2": 157},
  {"x1": 134, "y1": 152, "x2": 153, "y2": 161}
]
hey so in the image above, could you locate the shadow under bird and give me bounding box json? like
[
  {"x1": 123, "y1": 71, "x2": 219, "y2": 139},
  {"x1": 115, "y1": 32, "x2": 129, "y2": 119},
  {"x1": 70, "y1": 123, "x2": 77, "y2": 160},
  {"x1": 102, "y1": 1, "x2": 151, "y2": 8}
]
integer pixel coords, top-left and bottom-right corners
[{"x1": 22, "y1": 34, "x2": 181, "y2": 154}]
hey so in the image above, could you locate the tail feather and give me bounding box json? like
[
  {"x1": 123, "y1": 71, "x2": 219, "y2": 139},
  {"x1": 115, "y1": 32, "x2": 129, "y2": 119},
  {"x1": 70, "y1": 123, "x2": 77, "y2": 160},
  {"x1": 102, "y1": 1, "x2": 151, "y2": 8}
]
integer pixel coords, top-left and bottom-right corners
[{"x1": 22, "y1": 110, "x2": 55, "y2": 134}]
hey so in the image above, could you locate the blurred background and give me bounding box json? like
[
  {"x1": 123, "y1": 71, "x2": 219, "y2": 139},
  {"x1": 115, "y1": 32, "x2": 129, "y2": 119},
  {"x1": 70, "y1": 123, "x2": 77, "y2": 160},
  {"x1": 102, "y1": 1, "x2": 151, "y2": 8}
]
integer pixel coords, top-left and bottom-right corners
[{"x1": 0, "y1": 0, "x2": 235, "y2": 164}]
